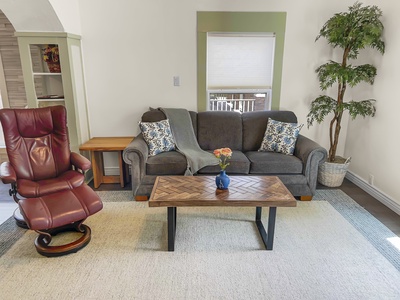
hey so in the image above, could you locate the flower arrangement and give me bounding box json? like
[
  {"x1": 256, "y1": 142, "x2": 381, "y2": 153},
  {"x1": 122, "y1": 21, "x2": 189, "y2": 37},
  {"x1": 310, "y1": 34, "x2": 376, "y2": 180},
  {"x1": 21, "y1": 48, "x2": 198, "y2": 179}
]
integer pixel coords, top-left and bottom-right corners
[
  {"x1": 213, "y1": 148, "x2": 232, "y2": 171},
  {"x1": 42, "y1": 44, "x2": 60, "y2": 63}
]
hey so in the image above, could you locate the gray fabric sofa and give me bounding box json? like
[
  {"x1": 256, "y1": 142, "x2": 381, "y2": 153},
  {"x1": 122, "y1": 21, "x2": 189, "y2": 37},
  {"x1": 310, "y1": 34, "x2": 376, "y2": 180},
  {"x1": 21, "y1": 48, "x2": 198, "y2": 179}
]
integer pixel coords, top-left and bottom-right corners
[{"x1": 123, "y1": 109, "x2": 327, "y2": 200}]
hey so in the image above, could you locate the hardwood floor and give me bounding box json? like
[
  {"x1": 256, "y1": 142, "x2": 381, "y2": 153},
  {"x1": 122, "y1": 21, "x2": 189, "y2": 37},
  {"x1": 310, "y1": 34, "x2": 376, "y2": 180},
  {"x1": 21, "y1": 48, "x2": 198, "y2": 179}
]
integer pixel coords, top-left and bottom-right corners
[
  {"x1": 318, "y1": 179, "x2": 400, "y2": 236},
  {"x1": 1, "y1": 179, "x2": 399, "y2": 236}
]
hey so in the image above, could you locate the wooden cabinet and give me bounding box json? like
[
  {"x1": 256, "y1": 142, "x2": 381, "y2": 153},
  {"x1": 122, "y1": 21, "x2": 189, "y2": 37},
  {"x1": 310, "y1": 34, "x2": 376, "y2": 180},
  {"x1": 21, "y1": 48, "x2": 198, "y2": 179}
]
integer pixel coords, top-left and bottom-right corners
[{"x1": 16, "y1": 32, "x2": 90, "y2": 152}]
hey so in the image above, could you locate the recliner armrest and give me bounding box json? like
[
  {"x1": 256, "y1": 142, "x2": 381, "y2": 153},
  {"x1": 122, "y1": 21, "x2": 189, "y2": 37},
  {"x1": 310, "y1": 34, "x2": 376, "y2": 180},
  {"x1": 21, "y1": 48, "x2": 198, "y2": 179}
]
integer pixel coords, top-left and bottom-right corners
[
  {"x1": 71, "y1": 152, "x2": 92, "y2": 172},
  {"x1": 0, "y1": 161, "x2": 17, "y2": 184}
]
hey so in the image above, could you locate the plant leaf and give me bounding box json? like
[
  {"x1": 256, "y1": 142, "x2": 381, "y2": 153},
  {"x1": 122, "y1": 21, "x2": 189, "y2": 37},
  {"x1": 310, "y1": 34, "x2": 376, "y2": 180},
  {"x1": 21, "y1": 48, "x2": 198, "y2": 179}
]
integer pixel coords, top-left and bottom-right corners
[
  {"x1": 307, "y1": 96, "x2": 337, "y2": 127},
  {"x1": 316, "y1": 2, "x2": 385, "y2": 59},
  {"x1": 343, "y1": 99, "x2": 376, "y2": 119}
]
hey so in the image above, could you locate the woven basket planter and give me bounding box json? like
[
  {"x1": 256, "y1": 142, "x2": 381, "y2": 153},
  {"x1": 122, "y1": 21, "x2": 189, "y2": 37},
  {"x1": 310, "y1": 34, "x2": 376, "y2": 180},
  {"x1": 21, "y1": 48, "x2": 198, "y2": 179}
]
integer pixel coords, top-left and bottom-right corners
[{"x1": 318, "y1": 157, "x2": 351, "y2": 187}]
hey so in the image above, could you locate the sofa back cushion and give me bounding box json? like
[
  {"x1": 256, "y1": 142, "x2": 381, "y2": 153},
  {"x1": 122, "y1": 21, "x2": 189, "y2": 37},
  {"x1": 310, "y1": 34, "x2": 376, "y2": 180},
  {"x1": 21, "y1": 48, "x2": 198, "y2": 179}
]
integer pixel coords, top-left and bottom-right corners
[
  {"x1": 141, "y1": 109, "x2": 166, "y2": 122},
  {"x1": 242, "y1": 111, "x2": 298, "y2": 152},
  {"x1": 141, "y1": 109, "x2": 198, "y2": 137},
  {"x1": 197, "y1": 111, "x2": 242, "y2": 151}
]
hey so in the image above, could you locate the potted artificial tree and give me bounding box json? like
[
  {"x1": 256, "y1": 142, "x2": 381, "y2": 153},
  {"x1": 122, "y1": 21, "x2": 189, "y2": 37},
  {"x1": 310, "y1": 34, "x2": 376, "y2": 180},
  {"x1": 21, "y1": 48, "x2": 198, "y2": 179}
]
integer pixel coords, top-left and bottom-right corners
[{"x1": 307, "y1": 2, "x2": 385, "y2": 187}]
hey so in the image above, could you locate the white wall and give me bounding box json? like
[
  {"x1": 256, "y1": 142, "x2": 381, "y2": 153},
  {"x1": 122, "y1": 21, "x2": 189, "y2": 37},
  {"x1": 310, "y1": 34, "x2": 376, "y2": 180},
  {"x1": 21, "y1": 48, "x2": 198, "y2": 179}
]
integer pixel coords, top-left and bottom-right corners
[
  {"x1": 2, "y1": 0, "x2": 399, "y2": 207},
  {"x1": 49, "y1": 0, "x2": 82, "y2": 35}
]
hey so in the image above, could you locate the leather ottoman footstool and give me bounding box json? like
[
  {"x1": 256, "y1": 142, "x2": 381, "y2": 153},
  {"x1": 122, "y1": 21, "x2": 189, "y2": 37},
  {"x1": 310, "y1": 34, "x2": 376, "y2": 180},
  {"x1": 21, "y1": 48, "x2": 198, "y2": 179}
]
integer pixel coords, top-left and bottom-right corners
[{"x1": 18, "y1": 184, "x2": 103, "y2": 257}]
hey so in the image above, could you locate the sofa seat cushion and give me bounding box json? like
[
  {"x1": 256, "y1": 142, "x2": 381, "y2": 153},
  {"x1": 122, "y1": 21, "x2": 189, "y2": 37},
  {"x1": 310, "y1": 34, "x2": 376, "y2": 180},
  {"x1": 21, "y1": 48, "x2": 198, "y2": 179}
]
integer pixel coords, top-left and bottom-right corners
[
  {"x1": 246, "y1": 151, "x2": 303, "y2": 174},
  {"x1": 146, "y1": 151, "x2": 187, "y2": 175},
  {"x1": 197, "y1": 150, "x2": 250, "y2": 174}
]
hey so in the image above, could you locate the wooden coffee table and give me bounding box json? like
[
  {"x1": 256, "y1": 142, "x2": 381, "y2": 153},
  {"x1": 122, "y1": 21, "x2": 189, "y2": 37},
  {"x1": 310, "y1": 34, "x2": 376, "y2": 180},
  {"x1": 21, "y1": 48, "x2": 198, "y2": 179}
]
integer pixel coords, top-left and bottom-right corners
[{"x1": 149, "y1": 176, "x2": 297, "y2": 251}]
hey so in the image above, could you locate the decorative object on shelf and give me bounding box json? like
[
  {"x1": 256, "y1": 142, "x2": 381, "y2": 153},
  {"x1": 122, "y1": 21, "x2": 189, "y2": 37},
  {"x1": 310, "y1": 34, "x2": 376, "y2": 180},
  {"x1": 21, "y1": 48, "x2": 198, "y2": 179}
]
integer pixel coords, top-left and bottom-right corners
[
  {"x1": 214, "y1": 147, "x2": 232, "y2": 190},
  {"x1": 43, "y1": 44, "x2": 61, "y2": 73},
  {"x1": 307, "y1": 2, "x2": 385, "y2": 187}
]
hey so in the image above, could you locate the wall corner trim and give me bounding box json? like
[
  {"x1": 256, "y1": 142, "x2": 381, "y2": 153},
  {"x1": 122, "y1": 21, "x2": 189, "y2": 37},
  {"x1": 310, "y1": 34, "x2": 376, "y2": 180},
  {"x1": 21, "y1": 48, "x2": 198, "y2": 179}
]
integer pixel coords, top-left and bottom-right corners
[{"x1": 345, "y1": 171, "x2": 400, "y2": 216}]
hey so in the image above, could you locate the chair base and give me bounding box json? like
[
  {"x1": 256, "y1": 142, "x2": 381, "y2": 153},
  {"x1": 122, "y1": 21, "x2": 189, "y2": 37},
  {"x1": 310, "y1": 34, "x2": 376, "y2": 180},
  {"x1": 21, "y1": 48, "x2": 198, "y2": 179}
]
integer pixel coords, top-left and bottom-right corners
[{"x1": 34, "y1": 223, "x2": 92, "y2": 257}]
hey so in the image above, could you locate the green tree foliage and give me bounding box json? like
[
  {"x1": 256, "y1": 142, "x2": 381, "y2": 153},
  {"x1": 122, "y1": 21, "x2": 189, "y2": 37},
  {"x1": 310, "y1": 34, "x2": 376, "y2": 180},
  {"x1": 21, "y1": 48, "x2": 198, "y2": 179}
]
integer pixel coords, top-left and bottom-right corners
[{"x1": 307, "y1": 2, "x2": 385, "y2": 162}]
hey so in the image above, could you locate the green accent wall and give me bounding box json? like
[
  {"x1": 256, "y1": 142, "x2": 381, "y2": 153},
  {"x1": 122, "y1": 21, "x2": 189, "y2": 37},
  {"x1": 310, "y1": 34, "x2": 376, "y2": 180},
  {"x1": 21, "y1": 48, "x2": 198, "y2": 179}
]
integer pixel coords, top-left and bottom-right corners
[{"x1": 197, "y1": 11, "x2": 287, "y2": 111}]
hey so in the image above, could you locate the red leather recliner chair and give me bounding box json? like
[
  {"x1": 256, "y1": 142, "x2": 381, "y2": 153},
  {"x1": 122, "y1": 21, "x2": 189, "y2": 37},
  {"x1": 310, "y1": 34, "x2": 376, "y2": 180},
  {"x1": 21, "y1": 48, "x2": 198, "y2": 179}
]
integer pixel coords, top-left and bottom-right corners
[{"x1": 0, "y1": 106, "x2": 103, "y2": 257}]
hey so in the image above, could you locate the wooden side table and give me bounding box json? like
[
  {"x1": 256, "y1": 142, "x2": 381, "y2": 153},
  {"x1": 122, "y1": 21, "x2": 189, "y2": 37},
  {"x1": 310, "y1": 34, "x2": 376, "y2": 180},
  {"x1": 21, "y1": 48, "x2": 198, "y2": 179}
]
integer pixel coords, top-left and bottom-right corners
[{"x1": 79, "y1": 137, "x2": 134, "y2": 188}]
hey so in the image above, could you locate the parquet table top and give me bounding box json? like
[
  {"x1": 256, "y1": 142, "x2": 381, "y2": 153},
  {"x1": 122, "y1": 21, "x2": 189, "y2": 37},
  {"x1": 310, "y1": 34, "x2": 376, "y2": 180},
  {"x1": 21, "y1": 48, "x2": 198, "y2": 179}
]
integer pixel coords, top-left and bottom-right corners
[{"x1": 149, "y1": 176, "x2": 297, "y2": 207}]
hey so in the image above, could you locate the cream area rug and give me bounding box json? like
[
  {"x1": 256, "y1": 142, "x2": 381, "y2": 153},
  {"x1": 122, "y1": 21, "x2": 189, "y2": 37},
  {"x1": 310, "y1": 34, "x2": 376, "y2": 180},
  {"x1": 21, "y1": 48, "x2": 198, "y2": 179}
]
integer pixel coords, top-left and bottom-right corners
[{"x1": 0, "y1": 190, "x2": 399, "y2": 300}]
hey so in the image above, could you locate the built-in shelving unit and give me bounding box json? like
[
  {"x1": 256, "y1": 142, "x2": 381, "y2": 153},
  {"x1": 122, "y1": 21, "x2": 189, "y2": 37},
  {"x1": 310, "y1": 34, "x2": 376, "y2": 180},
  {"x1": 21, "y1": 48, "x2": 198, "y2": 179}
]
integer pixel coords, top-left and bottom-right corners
[
  {"x1": 29, "y1": 43, "x2": 65, "y2": 107},
  {"x1": 16, "y1": 32, "x2": 90, "y2": 152}
]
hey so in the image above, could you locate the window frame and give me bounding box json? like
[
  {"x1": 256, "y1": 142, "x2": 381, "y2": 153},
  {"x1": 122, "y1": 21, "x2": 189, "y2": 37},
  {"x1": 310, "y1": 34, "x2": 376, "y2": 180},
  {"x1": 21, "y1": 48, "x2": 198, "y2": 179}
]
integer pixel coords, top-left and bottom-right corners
[{"x1": 197, "y1": 11, "x2": 287, "y2": 112}]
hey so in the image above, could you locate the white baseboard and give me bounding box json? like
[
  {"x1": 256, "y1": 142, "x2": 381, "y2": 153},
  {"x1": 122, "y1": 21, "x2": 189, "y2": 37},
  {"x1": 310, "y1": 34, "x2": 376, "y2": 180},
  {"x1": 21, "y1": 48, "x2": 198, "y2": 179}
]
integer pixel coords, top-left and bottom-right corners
[{"x1": 345, "y1": 171, "x2": 400, "y2": 216}]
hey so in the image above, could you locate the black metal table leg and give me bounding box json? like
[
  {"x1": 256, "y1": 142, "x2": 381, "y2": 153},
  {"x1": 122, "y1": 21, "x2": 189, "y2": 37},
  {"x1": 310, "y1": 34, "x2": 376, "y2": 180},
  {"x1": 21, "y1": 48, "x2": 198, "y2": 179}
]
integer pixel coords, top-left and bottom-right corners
[
  {"x1": 266, "y1": 207, "x2": 277, "y2": 250},
  {"x1": 255, "y1": 206, "x2": 277, "y2": 250},
  {"x1": 168, "y1": 207, "x2": 176, "y2": 251}
]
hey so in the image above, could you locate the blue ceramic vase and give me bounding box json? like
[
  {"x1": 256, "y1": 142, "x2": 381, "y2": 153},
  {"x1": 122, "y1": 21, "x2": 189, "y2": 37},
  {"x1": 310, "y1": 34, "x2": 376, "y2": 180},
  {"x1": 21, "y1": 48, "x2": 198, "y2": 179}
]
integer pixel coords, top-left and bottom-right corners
[{"x1": 215, "y1": 170, "x2": 230, "y2": 190}]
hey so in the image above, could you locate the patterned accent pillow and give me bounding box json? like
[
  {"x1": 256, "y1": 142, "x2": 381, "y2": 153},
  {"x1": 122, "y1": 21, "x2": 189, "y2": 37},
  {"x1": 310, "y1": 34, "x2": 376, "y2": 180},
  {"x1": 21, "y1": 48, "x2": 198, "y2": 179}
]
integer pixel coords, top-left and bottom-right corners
[
  {"x1": 259, "y1": 119, "x2": 303, "y2": 155},
  {"x1": 139, "y1": 119, "x2": 176, "y2": 156}
]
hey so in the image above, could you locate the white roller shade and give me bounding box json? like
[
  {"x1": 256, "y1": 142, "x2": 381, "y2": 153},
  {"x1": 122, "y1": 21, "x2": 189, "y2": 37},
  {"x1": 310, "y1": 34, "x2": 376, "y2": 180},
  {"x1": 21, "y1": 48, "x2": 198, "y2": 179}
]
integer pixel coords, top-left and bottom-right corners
[{"x1": 207, "y1": 33, "x2": 275, "y2": 90}]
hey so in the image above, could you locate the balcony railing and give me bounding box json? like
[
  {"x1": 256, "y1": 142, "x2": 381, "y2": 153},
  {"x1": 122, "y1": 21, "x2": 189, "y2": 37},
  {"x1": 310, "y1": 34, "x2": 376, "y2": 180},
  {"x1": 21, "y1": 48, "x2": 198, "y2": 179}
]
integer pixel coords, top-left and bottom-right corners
[{"x1": 209, "y1": 99, "x2": 256, "y2": 113}]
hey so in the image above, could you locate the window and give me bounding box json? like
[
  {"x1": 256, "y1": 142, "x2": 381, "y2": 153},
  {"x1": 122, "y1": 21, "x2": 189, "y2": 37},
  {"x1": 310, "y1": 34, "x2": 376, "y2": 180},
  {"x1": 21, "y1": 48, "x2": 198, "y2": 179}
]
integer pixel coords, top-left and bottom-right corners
[
  {"x1": 207, "y1": 33, "x2": 275, "y2": 112},
  {"x1": 209, "y1": 91, "x2": 271, "y2": 113},
  {"x1": 197, "y1": 12, "x2": 287, "y2": 112}
]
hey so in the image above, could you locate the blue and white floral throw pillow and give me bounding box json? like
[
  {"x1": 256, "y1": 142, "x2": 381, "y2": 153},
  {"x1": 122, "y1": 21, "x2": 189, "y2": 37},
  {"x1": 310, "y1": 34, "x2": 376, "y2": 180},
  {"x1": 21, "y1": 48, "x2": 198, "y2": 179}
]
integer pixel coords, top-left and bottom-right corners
[
  {"x1": 139, "y1": 119, "x2": 176, "y2": 156},
  {"x1": 259, "y1": 119, "x2": 303, "y2": 155}
]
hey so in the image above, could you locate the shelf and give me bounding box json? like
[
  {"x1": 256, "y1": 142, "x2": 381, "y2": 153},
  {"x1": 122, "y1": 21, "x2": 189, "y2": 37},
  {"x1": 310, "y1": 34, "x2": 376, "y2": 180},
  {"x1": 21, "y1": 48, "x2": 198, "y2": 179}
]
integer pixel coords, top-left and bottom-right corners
[
  {"x1": 33, "y1": 72, "x2": 62, "y2": 76},
  {"x1": 37, "y1": 94, "x2": 65, "y2": 101},
  {"x1": 37, "y1": 99, "x2": 65, "y2": 102},
  {"x1": 37, "y1": 98, "x2": 65, "y2": 102},
  {"x1": 38, "y1": 99, "x2": 66, "y2": 108},
  {"x1": 33, "y1": 73, "x2": 63, "y2": 100}
]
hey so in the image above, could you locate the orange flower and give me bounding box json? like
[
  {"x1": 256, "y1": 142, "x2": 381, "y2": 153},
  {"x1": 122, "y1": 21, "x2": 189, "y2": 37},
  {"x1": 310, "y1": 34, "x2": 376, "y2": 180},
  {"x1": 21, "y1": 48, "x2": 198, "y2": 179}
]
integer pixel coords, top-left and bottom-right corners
[
  {"x1": 221, "y1": 148, "x2": 232, "y2": 157},
  {"x1": 213, "y1": 147, "x2": 232, "y2": 171},
  {"x1": 213, "y1": 149, "x2": 221, "y2": 158}
]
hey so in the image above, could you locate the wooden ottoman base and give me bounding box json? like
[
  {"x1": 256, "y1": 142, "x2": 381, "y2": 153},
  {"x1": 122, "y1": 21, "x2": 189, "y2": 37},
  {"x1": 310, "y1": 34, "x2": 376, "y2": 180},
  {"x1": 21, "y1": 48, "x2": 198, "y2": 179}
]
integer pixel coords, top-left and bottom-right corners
[{"x1": 34, "y1": 222, "x2": 91, "y2": 257}]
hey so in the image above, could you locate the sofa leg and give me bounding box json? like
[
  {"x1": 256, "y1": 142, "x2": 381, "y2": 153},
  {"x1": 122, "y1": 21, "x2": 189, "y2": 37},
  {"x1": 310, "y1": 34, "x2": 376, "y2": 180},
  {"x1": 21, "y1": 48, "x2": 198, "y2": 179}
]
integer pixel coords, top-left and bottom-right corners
[
  {"x1": 135, "y1": 195, "x2": 149, "y2": 201},
  {"x1": 300, "y1": 196, "x2": 313, "y2": 201}
]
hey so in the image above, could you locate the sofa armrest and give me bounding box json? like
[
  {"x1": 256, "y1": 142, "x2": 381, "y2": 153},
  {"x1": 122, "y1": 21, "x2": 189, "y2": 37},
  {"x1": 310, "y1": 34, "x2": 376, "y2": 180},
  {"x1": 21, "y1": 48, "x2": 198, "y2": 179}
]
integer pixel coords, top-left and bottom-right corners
[
  {"x1": 71, "y1": 152, "x2": 92, "y2": 172},
  {"x1": 0, "y1": 161, "x2": 17, "y2": 184},
  {"x1": 123, "y1": 133, "x2": 149, "y2": 195},
  {"x1": 294, "y1": 135, "x2": 327, "y2": 194}
]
